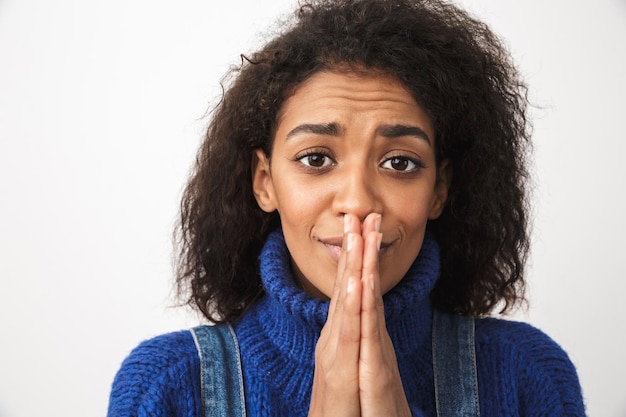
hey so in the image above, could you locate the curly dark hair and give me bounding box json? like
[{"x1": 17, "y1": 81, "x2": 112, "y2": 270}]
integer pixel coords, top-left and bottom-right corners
[{"x1": 176, "y1": 0, "x2": 531, "y2": 322}]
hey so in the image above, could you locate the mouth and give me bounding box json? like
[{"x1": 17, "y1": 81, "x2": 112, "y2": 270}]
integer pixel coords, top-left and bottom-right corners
[{"x1": 318, "y1": 237, "x2": 395, "y2": 263}]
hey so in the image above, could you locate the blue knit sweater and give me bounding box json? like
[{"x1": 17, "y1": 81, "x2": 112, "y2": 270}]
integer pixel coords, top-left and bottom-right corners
[{"x1": 107, "y1": 231, "x2": 586, "y2": 416}]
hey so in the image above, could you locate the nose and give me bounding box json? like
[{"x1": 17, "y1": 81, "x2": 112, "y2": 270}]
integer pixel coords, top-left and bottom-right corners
[{"x1": 332, "y1": 165, "x2": 382, "y2": 222}]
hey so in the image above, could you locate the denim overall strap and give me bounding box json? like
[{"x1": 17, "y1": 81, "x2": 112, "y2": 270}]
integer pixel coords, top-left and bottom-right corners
[
  {"x1": 432, "y1": 309, "x2": 480, "y2": 417},
  {"x1": 191, "y1": 323, "x2": 246, "y2": 417}
]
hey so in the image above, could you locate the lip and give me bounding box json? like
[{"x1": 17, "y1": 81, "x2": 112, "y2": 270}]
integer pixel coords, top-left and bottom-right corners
[
  {"x1": 318, "y1": 237, "x2": 343, "y2": 263},
  {"x1": 318, "y1": 236, "x2": 395, "y2": 263}
]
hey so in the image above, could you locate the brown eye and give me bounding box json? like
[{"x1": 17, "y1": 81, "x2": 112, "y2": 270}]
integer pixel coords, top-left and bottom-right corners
[
  {"x1": 307, "y1": 154, "x2": 326, "y2": 167},
  {"x1": 381, "y1": 156, "x2": 424, "y2": 172},
  {"x1": 296, "y1": 152, "x2": 334, "y2": 168},
  {"x1": 390, "y1": 157, "x2": 409, "y2": 171}
]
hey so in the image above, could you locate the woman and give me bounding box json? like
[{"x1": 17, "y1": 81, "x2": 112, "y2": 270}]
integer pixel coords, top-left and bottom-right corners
[{"x1": 107, "y1": 0, "x2": 586, "y2": 415}]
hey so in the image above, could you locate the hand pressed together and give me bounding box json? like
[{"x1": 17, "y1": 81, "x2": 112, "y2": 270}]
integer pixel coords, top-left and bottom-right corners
[{"x1": 308, "y1": 213, "x2": 412, "y2": 417}]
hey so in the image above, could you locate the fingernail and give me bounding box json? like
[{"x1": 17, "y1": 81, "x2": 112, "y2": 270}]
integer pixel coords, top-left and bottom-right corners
[
  {"x1": 376, "y1": 233, "x2": 382, "y2": 251},
  {"x1": 347, "y1": 233, "x2": 355, "y2": 251},
  {"x1": 344, "y1": 214, "x2": 350, "y2": 233},
  {"x1": 374, "y1": 214, "x2": 381, "y2": 232}
]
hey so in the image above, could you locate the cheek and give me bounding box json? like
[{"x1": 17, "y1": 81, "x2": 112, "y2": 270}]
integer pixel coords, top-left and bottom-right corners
[
  {"x1": 274, "y1": 182, "x2": 330, "y2": 224},
  {"x1": 389, "y1": 189, "x2": 435, "y2": 227}
]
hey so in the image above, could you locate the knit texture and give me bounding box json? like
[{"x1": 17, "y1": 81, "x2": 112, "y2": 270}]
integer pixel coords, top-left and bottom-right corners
[{"x1": 107, "y1": 230, "x2": 586, "y2": 417}]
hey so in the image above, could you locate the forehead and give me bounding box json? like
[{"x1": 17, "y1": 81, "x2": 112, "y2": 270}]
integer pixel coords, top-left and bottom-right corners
[
  {"x1": 275, "y1": 70, "x2": 433, "y2": 135},
  {"x1": 283, "y1": 69, "x2": 414, "y2": 106}
]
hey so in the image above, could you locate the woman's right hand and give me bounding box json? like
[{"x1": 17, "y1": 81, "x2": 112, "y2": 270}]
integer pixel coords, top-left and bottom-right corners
[{"x1": 308, "y1": 214, "x2": 365, "y2": 417}]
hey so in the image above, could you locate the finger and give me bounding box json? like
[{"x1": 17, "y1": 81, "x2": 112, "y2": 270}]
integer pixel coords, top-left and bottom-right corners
[
  {"x1": 361, "y1": 231, "x2": 383, "y2": 345},
  {"x1": 328, "y1": 214, "x2": 359, "y2": 319},
  {"x1": 360, "y1": 213, "x2": 382, "y2": 323},
  {"x1": 337, "y1": 214, "x2": 363, "y2": 322},
  {"x1": 327, "y1": 239, "x2": 348, "y2": 320},
  {"x1": 361, "y1": 212, "x2": 382, "y2": 238},
  {"x1": 334, "y1": 232, "x2": 363, "y2": 366}
]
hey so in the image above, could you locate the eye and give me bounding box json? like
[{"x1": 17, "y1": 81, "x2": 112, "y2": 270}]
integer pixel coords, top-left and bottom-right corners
[
  {"x1": 296, "y1": 151, "x2": 335, "y2": 168},
  {"x1": 381, "y1": 156, "x2": 424, "y2": 172}
]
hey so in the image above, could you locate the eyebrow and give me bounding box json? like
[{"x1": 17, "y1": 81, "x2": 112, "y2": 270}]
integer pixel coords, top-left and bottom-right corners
[
  {"x1": 285, "y1": 123, "x2": 341, "y2": 140},
  {"x1": 377, "y1": 124, "x2": 431, "y2": 145},
  {"x1": 285, "y1": 122, "x2": 431, "y2": 145}
]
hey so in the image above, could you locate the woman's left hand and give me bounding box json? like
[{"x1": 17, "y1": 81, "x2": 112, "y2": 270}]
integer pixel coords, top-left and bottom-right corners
[{"x1": 348, "y1": 213, "x2": 413, "y2": 417}]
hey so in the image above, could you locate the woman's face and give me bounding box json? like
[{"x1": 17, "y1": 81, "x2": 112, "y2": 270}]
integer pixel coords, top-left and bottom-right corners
[{"x1": 253, "y1": 70, "x2": 449, "y2": 299}]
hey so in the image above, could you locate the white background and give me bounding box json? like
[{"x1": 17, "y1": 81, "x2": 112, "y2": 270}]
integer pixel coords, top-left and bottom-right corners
[{"x1": 0, "y1": 1, "x2": 625, "y2": 416}]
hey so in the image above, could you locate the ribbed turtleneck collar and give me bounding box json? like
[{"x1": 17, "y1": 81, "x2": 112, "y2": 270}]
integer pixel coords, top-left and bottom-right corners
[
  {"x1": 233, "y1": 229, "x2": 440, "y2": 414},
  {"x1": 240, "y1": 228, "x2": 439, "y2": 354}
]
